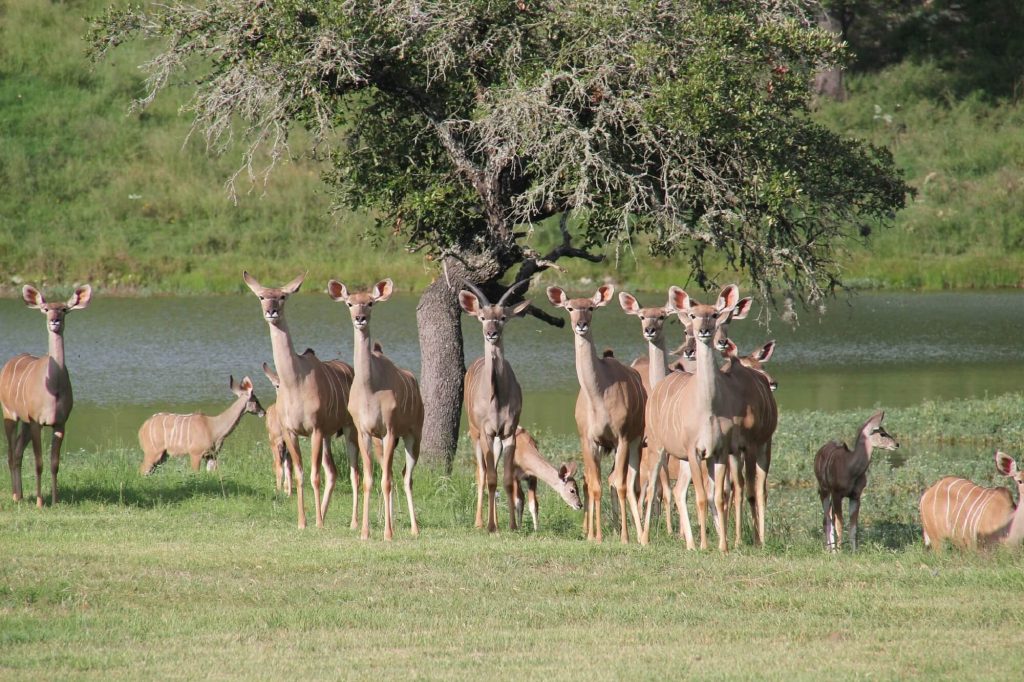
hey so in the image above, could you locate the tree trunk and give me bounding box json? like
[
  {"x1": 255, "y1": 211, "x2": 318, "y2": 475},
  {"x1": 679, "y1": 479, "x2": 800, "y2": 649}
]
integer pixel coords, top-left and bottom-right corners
[
  {"x1": 814, "y1": 10, "x2": 847, "y2": 102},
  {"x1": 416, "y1": 271, "x2": 466, "y2": 471}
]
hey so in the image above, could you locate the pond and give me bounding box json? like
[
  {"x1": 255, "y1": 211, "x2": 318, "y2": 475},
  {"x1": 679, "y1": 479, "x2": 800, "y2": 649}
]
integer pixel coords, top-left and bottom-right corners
[{"x1": 1, "y1": 290, "x2": 1021, "y2": 453}]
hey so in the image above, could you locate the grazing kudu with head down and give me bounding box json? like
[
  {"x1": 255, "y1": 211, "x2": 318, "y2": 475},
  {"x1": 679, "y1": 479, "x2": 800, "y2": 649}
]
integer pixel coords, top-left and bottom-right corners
[
  {"x1": 1, "y1": 284, "x2": 92, "y2": 506},
  {"x1": 244, "y1": 271, "x2": 358, "y2": 529},
  {"x1": 814, "y1": 410, "x2": 899, "y2": 551},
  {"x1": 919, "y1": 451, "x2": 1024, "y2": 551},
  {"x1": 328, "y1": 278, "x2": 424, "y2": 540},
  {"x1": 459, "y1": 280, "x2": 531, "y2": 532},
  {"x1": 139, "y1": 376, "x2": 265, "y2": 474},
  {"x1": 547, "y1": 285, "x2": 647, "y2": 543}
]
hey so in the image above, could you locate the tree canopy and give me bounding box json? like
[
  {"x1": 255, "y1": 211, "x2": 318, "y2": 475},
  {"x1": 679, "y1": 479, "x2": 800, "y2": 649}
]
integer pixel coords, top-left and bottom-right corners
[{"x1": 93, "y1": 0, "x2": 908, "y2": 303}]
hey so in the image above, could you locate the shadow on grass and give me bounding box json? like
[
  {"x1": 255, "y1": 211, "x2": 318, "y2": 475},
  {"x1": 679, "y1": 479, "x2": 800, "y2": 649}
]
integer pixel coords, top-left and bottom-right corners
[
  {"x1": 865, "y1": 521, "x2": 922, "y2": 551},
  {"x1": 59, "y1": 477, "x2": 264, "y2": 509}
]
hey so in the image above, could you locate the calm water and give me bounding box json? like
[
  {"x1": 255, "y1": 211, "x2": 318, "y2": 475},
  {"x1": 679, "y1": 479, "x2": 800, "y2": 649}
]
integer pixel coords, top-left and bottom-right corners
[{"x1": 0, "y1": 290, "x2": 1021, "y2": 452}]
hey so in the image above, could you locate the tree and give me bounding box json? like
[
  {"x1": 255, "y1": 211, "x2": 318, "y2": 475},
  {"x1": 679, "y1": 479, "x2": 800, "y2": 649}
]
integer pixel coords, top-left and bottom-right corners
[{"x1": 91, "y1": 0, "x2": 909, "y2": 467}]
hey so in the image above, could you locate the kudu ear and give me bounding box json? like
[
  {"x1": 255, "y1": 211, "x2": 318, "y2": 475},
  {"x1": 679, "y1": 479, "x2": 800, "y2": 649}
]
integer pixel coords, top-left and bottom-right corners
[
  {"x1": 560, "y1": 462, "x2": 578, "y2": 480},
  {"x1": 592, "y1": 284, "x2": 614, "y2": 307},
  {"x1": 282, "y1": 272, "x2": 305, "y2": 295},
  {"x1": 995, "y1": 451, "x2": 1017, "y2": 477},
  {"x1": 509, "y1": 299, "x2": 531, "y2": 318},
  {"x1": 327, "y1": 279, "x2": 348, "y2": 302},
  {"x1": 755, "y1": 340, "x2": 777, "y2": 363},
  {"x1": 22, "y1": 285, "x2": 44, "y2": 309},
  {"x1": 459, "y1": 290, "x2": 481, "y2": 315},
  {"x1": 716, "y1": 284, "x2": 740, "y2": 312},
  {"x1": 618, "y1": 292, "x2": 641, "y2": 316},
  {"x1": 66, "y1": 284, "x2": 92, "y2": 310},
  {"x1": 546, "y1": 286, "x2": 568, "y2": 308},
  {"x1": 239, "y1": 376, "x2": 254, "y2": 394},
  {"x1": 262, "y1": 362, "x2": 280, "y2": 389},
  {"x1": 721, "y1": 339, "x2": 738, "y2": 357},
  {"x1": 242, "y1": 271, "x2": 263, "y2": 295},
  {"x1": 372, "y1": 278, "x2": 394, "y2": 302},
  {"x1": 668, "y1": 286, "x2": 690, "y2": 313},
  {"x1": 229, "y1": 375, "x2": 238, "y2": 394},
  {"x1": 864, "y1": 410, "x2": 885, "y2": 432},
  {"x1": 731, "y1": 297, "x2": 753, "y2": 320}
]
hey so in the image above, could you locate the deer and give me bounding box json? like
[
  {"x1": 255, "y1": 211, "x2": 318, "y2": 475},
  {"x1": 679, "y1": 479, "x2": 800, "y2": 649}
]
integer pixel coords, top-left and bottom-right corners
[
  {"x1": 458, "y1": 280, "x2": 532, "y2": 532},
  {"x1": 721, "y1": 340, "x2": 778, "y2": 393},
  {"x1": 261, "y1": 363, "x2": 292, "y2": 496},
  {"x1": 1, "y1": 284, "x2": 92, "y2": 507},
  {"x1": 138, "y1": 376, "x2": 265, "y2": 474},
  {"x1": 919, "y1": 451, "x2": 1024, "y2": 551},
  {"x1": 243, "y1": 272, "x2": 359, "y2": 530},
  {"x1": 327, "y1": 278, "x2": 424, "y2": 540},
  {"x1": 814, "y1": 410, "x2": 899, "y2": 551},
  {"x1": 546, "y1": 285, "x2": 647, "y2": 543}
]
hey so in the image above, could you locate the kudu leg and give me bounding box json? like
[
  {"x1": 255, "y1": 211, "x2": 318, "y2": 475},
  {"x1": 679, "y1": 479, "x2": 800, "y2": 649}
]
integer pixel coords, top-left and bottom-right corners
[
  {"x1": 639, "y1": 450, "x2": 665, "y2": 545},
  {"x1": 380, "y1": 432, "x2": 397, "y2": 541},
  {"x1": 609, "y1": 440, "x2": 632, "y2": 543},
  {"x1": 402, "y1": 435, "x2": 419, "y2": 536},
  {"x1": 29, "y1": 423, "x2": 43, "y2": 507},
  {"x1": 672, "y1": 462, "x2": 696, "y2": 549},
  {"x1": 318, "y1": 436, "x2": 339, "y2": 524},
  {"x1": 309, "y1": 429, "x2": 326, "y2": 528},
  {"x1": 820, "y1": 494, "x2": 833, "y2": 551},
  {"x1": 848, "y1": 496, "x2": 861, "y2": 552},
  {"x1": 480, "y1": 435, "x2": 498, "y2": 533},
  {"x1": 502, "y1": 435, "x2": 518, "y2": 531},
  {"x1": 753, "y1": 446, "x2": 770, "y2": 547},
  {"x1": 527, "y1": 482, "x2": 539, "y2": 531},
  {"x1": 687, "y1": 455, "x2": 709, "y2": 550},
  {"x1": 5, "y1": 418, "x2": 25, "y2": 501},
  {"x1": 711, "y1": 458, "x2": 729, "y2": 552},
  {"x1": 359, "y1": 432, "x2": 374, "y2": 540},
  {"x1": 344, "y1": 431, "x2": 359, "y2": 528},
  {"x1": 659, "y1": 463, "x2": 673, "y2": 536},
  {"x1": 473, "y1": 439, "x2": 485, "y2": 529},
  {"x1": 582, "y1": 441, "x2": 602, "y2": 542},
  {"x1": 625, "y1": 438, "x2": 645, "y2": 545},
  {"x1": 832, "y1": 498, "x2": 844, "y2": 549},
  {"x1": 284, "y1": 433, "x2": 306, "y2": 530},
  {"x1": 729, "y1": 452, "x2": 743, "y2": 548}
]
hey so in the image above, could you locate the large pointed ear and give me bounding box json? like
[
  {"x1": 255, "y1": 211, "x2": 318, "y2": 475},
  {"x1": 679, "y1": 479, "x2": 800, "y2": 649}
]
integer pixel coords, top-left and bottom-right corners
[
  {"x1": 22, "y1": 285, "x2": 44, "y2": 309},
  {"x1": 716, "y1": 284, "x2": 740, "y2": 312},
  {"x1": 592, "y1": 284, "x2": 614, "y2": 307},
  {"x1": 66, "y1": 284, "x2": 92, "y2": 310},
  {"x1": 560, "y1": 462, "x2": 578, "y2": 480},
  {"x1": 864, "y1": 410, "x2": 885, "y2": 432},
  {"x1": 239, "y1": 376, "x2": 254, "y2": 394},
  {"x1": 754, "y1": 340, "x2": 776, "y2": 363},
  {"x1": 262, "y1": 362, "x2": 280, "y2": 388},
  {"x1": 730, "y1": 297, "x2": 753, "y2": 320},
  {"x1": 721, "y1": 339, "x2": 738, "y2": 357},
  {"x1": 372, "y1": 278, "x2": 394, "y2": 302},
  {"x1": 327, "y1": 279, "x2": 349, "y2": 302},
  {"x1": 618, "y1": 292, "x2": 641, "y2": 316},
  {"x1": 546, "y1": 286, "x2": 568, "y2": 308},
  {"x1": 668, "y1": 286, "x2": 690, "y2": 313},
  {"x1": 509, "y1": 299, "x2": 531, "y2": 318},
  {"x1": 282, "y1": 272, "x2": 305, "y2": 295},
  {"x1": 229, "y1": 375, "x2": 239, "y2": 395},
  {"x1": 242, "y1": 271, "x2": 263, "y2": 295},
  {"x1": 995, "y1": 451, "x2": 1018, "y2": 477},
  {"x1": 458, "y1": 290, "x2": 481, "y2": 315}
]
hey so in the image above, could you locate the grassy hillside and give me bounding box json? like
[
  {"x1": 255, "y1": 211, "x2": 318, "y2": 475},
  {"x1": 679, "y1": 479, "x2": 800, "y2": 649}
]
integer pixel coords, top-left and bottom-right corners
[{"x1": 0, "y1": 0, "x2": 1021, "y2": 295}]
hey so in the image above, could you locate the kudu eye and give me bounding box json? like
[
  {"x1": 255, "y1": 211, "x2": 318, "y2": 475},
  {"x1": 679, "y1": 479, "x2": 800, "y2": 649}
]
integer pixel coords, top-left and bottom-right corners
[
  {"x1": 367, "y1": 302, "x2": 373, "y2": 307},
  {"x1": 347, "y1": 302, "x2": 353, "y2": 307},
  {"x1": 258, "y1": 296, "x2": 264, "y2": 301},
  {"x1": 500, "y1": 316, "x2": 507, "y2": 322}
]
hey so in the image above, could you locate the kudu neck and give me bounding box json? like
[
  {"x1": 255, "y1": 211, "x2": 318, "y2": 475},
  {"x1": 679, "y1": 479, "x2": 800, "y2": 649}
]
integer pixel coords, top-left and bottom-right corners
[
  {"x1": 210, "y1": 393, "x2": 250, "y2": 446},
  {"x1": 352, "y1": 325, "x2": 374, "y2": 384},
  {"x1": 693, "y1": 337, "x2": 719, "y2": 404},
  {"x1": 647, "y1": 336, "x2": 668, "y2": 389},
  {"x1": 47, "y1": 330, "x2": 65, "y2": 368},
  {"x1": 1006, "y1": 492, "x2": 1024, "y2": 546},
  {"x1": 573, "y1": 331, "x2": 602, "y2": 397},
  {"x1": 267, "y1": 317, "x2": 299, "y2": 383}
]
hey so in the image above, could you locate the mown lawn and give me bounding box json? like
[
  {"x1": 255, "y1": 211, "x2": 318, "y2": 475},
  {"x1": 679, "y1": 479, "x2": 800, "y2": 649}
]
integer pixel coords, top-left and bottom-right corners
[{"x1": 2, "y1": 396, "x2": 1023, "y2": 679}]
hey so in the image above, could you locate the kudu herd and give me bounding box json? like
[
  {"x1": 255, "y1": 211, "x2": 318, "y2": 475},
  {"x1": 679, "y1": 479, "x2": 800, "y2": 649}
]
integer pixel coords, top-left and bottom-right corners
[{"x1": 2, "y1": 276, "x2": 1020, "y2": 554}]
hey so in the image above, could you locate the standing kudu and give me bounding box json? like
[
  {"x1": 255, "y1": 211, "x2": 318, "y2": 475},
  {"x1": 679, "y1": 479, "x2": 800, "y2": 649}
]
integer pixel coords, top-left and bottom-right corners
[
  {"x1": 814, "y1": 410, "x2": 899, "y2": 551},
  {"x1": 1, "y1": 284, "x2": 92, "y2": 506},
  {"x1": 919, "y1": 451, "x2": 1024, "y2": 551},
  {"x1": 459, "y1": 280, "x2": 531, "y2": 532},
  {"x1": 243, "y1": 272, "x2": 358, "y2": 529},
  {"x1": 139, "y1": 376, "x2": 265, "y2": 474},
  {"x1": 547, "y1": 285, "x2": 647, "y2": 543},
  {"x1": 328, "y1": 278, "x2": 424, "y2": 540}
]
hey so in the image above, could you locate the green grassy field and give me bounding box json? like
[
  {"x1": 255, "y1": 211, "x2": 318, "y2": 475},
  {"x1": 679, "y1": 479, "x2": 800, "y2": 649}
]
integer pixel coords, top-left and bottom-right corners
[
  {"x1": 2, "y1": 395, "x2": 1023, "y2": 679},
  {"x1": 1, "y1": 1, "x2": 1023, "y2": 296}
]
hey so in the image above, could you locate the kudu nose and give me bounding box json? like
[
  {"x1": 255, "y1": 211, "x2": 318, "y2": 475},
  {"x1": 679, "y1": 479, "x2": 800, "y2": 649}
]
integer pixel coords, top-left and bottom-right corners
[{"x1": 355, "y1": 316, "x2": 367, "y2": 325}]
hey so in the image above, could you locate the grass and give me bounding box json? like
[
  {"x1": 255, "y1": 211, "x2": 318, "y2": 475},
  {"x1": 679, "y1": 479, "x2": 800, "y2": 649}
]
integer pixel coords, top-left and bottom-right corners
[
  {"x1": 1, "y1": 2, "x2": 1023, "y2": 296},
  {"x1": 2, "y1": 394, "x2": 1024, "y2": 679}
]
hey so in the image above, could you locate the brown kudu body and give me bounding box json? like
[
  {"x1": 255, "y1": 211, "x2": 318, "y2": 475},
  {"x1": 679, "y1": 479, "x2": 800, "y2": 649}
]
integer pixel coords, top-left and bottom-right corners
[
  {"x1": 919, "y1": 451, "x2": 1024, "y2": 551},
  {"x1": 139, "y1": 376, "x2": 265, "y2": 474},
  {"x1": 1, "y1": 284, "x2": 91, "y2": 506},
  {"x1": 459, "y1": 281, "x2": 531, "y2": 532},
  {"x1": 244, "y1": 272, "x2": 358, "y2": 530},
  {"x1": 328, "y1": 278, "x2": 424, "y2": 540},
  {"x1": 547, "y1": 285, "x2": 646, "y2": 543},
  {"x1": 814, "y1": 410, "x2": 899, "y2": 551}
]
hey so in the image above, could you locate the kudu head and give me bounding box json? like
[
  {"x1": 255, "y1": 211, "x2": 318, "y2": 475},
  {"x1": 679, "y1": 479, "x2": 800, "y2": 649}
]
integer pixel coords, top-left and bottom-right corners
[
  {"x1": 243, "y1": 271, "x2": 304, "y2": 327},
  {"x1": 327, "y1": 278, "x2": 393, "y2": 332},
  {"x1": 669, "y1": 284, "x2": 741, "y2": 349},
  {"x1": 995, "y1": 451, "x2": 1024, "y2": 494},
  {"x1": 517, "y1": 428, "x2": 583, "y2": 511},
  {"x1": 618, "y1": 291, "x2": 674, "y2": 345},
  {"x1": 722, "y1": 339, "x2": 779, "y2": 391},
  {"x1": 860, "y1": 410, "x2": 899, "y2": 451},
  {"x1": 23, "y1": 284, "x2": 92, "y2": 336},
  {"x1": 546, "y1": 284, "x2": 614, "y2": 339},
  {"x1": 458, "y1": 280, "x2": 531, "y2": 346},
  {"x1": 230, "y1": 375, "x2": 265, "y2": 418}
]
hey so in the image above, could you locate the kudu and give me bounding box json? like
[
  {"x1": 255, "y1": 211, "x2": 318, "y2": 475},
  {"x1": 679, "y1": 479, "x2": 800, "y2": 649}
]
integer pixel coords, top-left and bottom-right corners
[
  {"x1": 919, "y1": 451, "x2": 1024, "y2": 551},
  {"x1": 1, "y1": 284, "x2": 92, "y2": 506},
  {"x1": 139, "y1": 376, "x2": 265, "y2": 474},
  {"x1": 814, "y1": 410, "x2": 899, "y2": 551},
  {"x1": 243, "y1": 272, "x2": 358, "y2": 530},
  {"x1": 328, "y1": 278, "x2": 424, "y2": 540},
  {"x1": 459, "y1": 280, "x2": 531, "y2": 532},
  {"x1": 262, "y1": 363, "x2": 292, "y2": 496},
  {"x1": 547, "y1": 285, "x2": 647, "y2": 543}
]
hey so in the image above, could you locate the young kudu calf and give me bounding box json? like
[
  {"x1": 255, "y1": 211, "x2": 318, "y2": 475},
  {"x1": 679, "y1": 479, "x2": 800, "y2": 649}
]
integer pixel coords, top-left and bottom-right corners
[
  {"x1": 262, "y1": 363, "x2": 292, "y2": 496},
  {"x1": 508, "y1": 427, "x2": 584, "y2": 530},
  {"x1": 547, "y1": 285, "x2": 647, "y2": 543},
  {"x1": 919, "y1": 451, "x2": 1024, "y2": 551},
  {"x1": 138, "y1": 376, "x2": 265, "y2": 474},
  {"x1": 814, "y1": 410, "x2": 899, "y2": 551},
  {"x1": 459, "y1": 280, "x2": 531, "y2": 532},
  {"x1": 244, "y1": 272, "x2": 358, "y2": 529},
  {"x1": 1, "y1": 284, "x2": 91, "y2": 506},
  {"x1": 328, "y1": 278, "x2": 424, "y2": 540}
]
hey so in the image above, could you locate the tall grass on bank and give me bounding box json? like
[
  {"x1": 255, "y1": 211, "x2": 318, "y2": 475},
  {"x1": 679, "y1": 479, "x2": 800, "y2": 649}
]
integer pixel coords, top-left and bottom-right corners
[{"x1": 2, "y1": 395, "x2": 1023, "y2": 678}]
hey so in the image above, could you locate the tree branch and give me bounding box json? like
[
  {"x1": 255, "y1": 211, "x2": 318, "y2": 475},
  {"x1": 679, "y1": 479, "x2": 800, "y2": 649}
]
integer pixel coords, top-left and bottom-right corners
[{"x1": 525, "y1": 304, "x2": 565, "y2": 328}]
